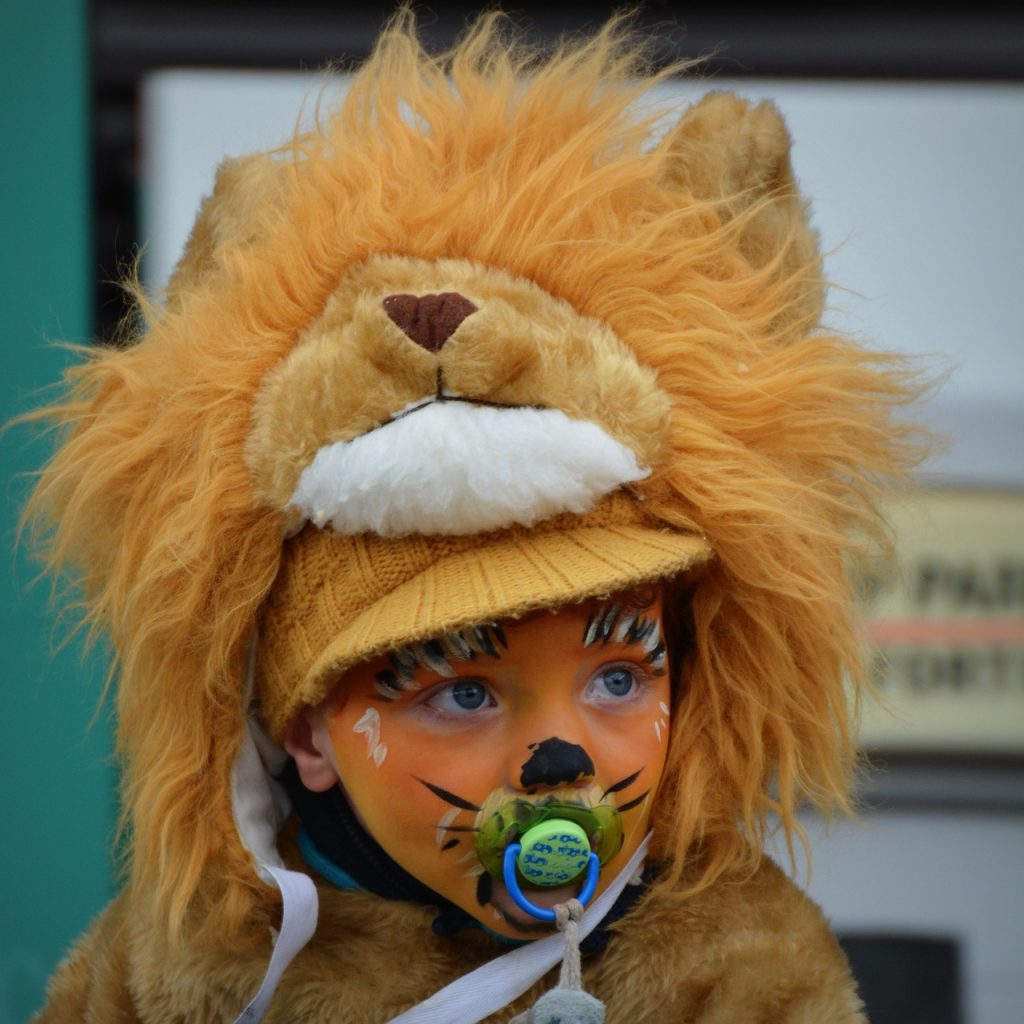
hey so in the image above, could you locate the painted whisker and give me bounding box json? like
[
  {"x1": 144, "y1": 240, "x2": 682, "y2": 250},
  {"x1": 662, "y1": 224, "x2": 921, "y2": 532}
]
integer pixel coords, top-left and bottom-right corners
[
  {"x1": 435, "y1": 807, "x2": 461, "y2": 849},
  {"x1": 618, "y1": 790, "x2": 651, "y2": 813},
  {"x1": 417, "y1": 778, "x2": 481, "y2": 812},
  {"x1": 602, "y1": 768, "x2": 643, "y2": 799},
  {"x1": 476, "y1": 872, "x2": 493, "y2": 906}
]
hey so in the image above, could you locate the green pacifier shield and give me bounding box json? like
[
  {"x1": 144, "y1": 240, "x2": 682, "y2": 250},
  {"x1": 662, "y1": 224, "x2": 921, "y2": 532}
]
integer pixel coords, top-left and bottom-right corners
[
  {"x1": 475, "y1": 796, "x2": 622, "y2": 881},
  {"x1": 516, "y1": 819, "x2": 590, "y2": 887}
]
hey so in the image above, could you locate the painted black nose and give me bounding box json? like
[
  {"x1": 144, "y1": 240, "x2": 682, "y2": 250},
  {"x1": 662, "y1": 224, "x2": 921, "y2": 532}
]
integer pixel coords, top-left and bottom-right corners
[
  {"x1": 382, "y1": 291, "x2": 477, "y2": 353},
  {"x1": 520, "y1": 737, "x2": 596, "y2": 789}
]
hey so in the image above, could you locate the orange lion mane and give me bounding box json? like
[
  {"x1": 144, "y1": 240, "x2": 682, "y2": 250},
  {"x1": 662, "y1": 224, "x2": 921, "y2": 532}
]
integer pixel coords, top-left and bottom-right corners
[{"x1": 23, "y1": 11, "x2": 926, "y2": 946}]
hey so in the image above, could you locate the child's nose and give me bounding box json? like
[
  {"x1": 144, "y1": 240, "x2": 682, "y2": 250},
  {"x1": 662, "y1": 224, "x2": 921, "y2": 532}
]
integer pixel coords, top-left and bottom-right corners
[{"x1": 515, "y1": 736, "x2": 596, "y2": 791}]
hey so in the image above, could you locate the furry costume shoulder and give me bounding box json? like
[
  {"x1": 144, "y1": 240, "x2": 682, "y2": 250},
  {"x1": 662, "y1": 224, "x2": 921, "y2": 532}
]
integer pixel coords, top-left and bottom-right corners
[{"x1": 35, "y1": 853, "x2": 863, "y2": 1023}]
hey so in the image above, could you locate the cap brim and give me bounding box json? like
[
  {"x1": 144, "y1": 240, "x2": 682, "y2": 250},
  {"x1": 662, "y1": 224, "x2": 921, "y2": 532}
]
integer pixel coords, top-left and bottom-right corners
[{"x1": 295, "y1": 522, "x2": 711, "y2": 715}]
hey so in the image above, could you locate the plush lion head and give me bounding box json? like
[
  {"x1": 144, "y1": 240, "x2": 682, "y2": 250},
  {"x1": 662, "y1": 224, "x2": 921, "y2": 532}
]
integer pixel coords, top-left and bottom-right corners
[{"x1": 25, "y1": 12, "x2": 922, "y2": 944}]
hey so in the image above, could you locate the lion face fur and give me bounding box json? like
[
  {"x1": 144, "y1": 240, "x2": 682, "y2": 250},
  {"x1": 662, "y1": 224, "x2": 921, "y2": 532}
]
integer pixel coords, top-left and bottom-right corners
[{"x1": 247, "y1": 255, "x2": 670, "y2": 535}]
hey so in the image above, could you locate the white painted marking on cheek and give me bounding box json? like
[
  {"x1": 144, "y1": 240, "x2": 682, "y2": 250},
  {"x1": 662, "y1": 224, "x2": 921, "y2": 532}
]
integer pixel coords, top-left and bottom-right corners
[
  {"x1": 659, "y1": 700, "x2": 670, "y2": 716},
  {"x1": 353, "y1": 707, "x2": 387, "y2": 767},
  {"x1": 353, "y1": 707, "x2": 380, "y2": 752},
  {"x1": 654, "y1": 720, "x2": 662, "y2": 742},
  {"x1": 456, "y1": 850, "x2": 479, "y2": 865},
  {"x1": 462, "y1": 865, "x2": 485, "y2": 878},
  {"x1": 436, "y1": 808, "x2": 460, "y2": 849}
]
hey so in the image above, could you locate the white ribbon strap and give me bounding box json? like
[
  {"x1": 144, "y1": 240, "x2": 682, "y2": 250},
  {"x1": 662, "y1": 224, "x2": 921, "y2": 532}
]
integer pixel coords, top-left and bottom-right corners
[
  {"x1": 230, "y1": 685, "x2": 319, "y2": 1024},
  {"x1": 388, "y1": 832, "x2": 651, "y2": 1024},
  {"x1": 233, "y1": 864, "x2": 318, "y2": 1024}
]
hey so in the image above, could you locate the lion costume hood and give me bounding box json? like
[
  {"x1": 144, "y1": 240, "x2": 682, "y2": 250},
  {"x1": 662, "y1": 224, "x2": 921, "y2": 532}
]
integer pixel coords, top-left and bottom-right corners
[{"x1": 27, "y1": 13, "x2": 921, "y2": 1023}]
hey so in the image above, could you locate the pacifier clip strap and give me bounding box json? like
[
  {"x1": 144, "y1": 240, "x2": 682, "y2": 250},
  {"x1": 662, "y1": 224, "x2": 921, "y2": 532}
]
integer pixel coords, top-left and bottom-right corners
[{"x1": 387, "y1": 833, "x2": 651, "y2": 1024}]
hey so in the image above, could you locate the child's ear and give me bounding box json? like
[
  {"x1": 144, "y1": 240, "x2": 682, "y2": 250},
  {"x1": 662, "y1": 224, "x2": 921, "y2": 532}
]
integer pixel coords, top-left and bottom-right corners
[{"x1": 283, "y1": 707, "x2": 340, "y2": 792}]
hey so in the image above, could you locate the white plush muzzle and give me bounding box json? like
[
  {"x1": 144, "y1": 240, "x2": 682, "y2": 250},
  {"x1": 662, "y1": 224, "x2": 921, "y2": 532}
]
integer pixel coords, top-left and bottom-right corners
[{"x1": 288, "y1": 401, "x2": 649, "y2": 537}]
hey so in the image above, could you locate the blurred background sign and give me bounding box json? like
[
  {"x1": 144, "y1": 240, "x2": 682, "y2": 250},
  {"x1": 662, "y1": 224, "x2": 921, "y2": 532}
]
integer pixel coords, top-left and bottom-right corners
[{"x1": 861, "y1": 490, "x2": 1024, "y2": 753}]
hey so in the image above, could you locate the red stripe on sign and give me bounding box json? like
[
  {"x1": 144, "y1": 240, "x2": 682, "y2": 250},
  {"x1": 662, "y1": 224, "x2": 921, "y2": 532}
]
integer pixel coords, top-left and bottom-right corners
[{"x1": 860, "y1": 618, "x2": 1024, "y2": 646}]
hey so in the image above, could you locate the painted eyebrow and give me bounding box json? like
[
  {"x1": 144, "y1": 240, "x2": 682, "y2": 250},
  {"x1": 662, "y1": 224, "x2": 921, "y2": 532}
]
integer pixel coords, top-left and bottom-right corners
[
  {"x1": 582, "y1": 602, "x2": 665, "y2": 668},
  {"x1": 374, "y1": 623, "x2": 508, "y2": 698}
]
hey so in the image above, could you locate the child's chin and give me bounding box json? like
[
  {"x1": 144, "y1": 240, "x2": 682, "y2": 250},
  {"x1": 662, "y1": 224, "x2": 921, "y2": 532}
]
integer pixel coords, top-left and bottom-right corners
[{"x1": 488, "y1": 879, "x2": 584, "y2": 935}]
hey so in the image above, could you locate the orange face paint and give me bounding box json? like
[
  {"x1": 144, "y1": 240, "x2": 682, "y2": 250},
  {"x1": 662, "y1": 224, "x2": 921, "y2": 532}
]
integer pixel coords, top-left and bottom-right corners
[{"x1": 320, "y1": 592, "x2": 670, "y2": 939}]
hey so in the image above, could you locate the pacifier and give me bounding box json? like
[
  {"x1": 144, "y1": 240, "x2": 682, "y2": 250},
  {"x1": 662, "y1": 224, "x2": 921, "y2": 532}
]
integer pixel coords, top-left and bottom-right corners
[{"x1": 476, "y1": 797, "x2": 623, "y2": 922}]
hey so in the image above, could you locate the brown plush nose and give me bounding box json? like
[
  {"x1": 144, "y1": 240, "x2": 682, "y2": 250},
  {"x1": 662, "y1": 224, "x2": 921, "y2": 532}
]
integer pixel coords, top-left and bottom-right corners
[{"x1": 382, "y1": 292, "x2": 478, "y2": 353}]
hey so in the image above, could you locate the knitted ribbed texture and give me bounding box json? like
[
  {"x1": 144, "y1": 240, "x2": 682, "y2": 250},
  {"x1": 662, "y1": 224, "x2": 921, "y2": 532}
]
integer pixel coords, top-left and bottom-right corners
[{"x1": 257, "y1": 490, "x2": 710, "y2": 740}]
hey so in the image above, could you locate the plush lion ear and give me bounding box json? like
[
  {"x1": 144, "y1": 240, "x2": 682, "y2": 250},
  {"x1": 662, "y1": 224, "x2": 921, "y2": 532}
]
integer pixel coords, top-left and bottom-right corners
[
  {"x1": 659, "y1": 91, "x2": 825, "y2": 338},
  {"x1": 164, "y1": 153, "x2": 291, "y2": 303}
]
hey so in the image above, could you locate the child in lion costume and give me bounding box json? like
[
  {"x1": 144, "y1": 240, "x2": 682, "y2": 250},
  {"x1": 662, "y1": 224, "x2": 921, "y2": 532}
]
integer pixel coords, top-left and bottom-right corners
[{"x1": 27, "y1": 13, "x2": 921, "y2": 1023}]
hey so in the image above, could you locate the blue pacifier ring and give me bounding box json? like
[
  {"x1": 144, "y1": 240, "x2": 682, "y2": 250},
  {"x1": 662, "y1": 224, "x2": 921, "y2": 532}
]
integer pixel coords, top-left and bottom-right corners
[{"x1": 502, "y1": 843, "x2": 601, "y2": 923}]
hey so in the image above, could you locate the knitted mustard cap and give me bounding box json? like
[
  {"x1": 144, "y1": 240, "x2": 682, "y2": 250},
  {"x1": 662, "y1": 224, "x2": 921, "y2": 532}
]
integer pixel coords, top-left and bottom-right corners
[{"x1": 256, "y1": 489, "x2": 711, "y2": 741}]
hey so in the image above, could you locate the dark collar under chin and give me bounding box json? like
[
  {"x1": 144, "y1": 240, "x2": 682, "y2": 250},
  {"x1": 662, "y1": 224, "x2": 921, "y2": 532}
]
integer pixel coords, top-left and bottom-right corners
[
  {"x1": 277, "y1": 759, "x2": 447, "y2": 905},
  {"x1": 276, "y1": 758, "x2": 649, "y2": 949}
]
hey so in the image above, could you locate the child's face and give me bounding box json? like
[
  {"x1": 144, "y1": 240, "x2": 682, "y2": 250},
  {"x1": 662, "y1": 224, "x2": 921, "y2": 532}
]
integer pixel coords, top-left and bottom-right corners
[{"x1": 306, "y1": 592, "x2": 671, "y2": 938}]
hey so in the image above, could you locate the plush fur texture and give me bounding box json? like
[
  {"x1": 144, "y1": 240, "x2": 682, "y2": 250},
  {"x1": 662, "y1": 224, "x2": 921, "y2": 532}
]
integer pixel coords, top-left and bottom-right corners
[
  {"x1": 23, "y1": 7, "x2": 925, "y2": 984},
  {"x1": 289, "y1": 402, "x2": 648, "y2": 535},
  {"x1": 247, "y1": 254, "x2": 671, "y2": 520},
  {"x1": 32, "y1": 844, "x2": 865, "y2": 1023}
]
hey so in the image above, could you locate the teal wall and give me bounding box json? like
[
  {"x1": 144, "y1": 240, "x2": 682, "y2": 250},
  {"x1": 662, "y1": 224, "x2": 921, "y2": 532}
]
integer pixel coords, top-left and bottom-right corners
[{"x1": 0, "y1": 2, "x2": 116, "y2": 1022}]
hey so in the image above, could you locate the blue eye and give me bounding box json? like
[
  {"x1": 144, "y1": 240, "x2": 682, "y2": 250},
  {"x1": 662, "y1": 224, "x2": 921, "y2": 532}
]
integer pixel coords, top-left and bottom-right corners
[
  {"x1": 599, "y1": 667, "x2": 636, "y2": 697},
  {"x1": 583, "y1": 665, "x2": 645, "y2": 704},
  {"x1": 423, "y1": 678, "x2": 496, "y2": 716},
  {"x1": 451, "y1": 680, "x2": 488, "y2": 709}
]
